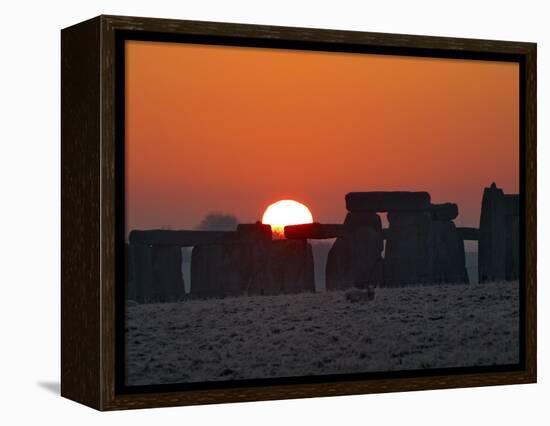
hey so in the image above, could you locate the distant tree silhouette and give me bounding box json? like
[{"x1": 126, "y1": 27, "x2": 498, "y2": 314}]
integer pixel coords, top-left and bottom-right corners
[{"x1": 197, "y1": 213, "x2": 239, "y2": 231}]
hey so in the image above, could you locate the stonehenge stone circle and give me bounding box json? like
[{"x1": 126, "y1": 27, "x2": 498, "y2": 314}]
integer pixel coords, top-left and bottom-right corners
[{"x1": 126, "y1": 184, "x2": 520, "y2": 300}]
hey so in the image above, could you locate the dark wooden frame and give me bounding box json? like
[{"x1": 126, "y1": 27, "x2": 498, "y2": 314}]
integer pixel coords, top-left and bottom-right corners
[{"x1": 61, "y1": 14, "x2": 537, "y2": 411}]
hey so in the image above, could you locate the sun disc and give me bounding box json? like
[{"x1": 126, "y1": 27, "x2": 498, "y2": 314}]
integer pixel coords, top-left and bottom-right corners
[{"x1": 261, "y1": 200, "x2": 313, "y2": 238}]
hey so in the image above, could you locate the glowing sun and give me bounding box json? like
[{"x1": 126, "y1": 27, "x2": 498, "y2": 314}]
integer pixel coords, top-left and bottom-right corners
[{"x1": 262, "y1": 200, "x2": 313, "y2": 238}]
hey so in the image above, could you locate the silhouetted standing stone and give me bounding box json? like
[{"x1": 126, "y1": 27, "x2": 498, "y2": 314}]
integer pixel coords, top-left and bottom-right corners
[
  {"x1": 191, "y1": 238, "x2": 314, "y2": 298},
  {"x1": 190, "y1": 243, "x2": 257, "y2": 299},
  {"x1": 351, "y1": 226, "x2": 384, "y2": 289},
  {"x1": 431, "y1": 220, "x2": 469, "y2": 283},
  {"x1": 267, "y1": 240, "x2": 315, "y2": 295},
  {"x1": 326, "y1": 212, "x2": 383, "y2": 290},
  {"x1": 384, "y1": 212, "x2": 433, "y2": 286},
  {"x1": 243, "y1": 240, "x2": 272, "y2": 297},
  {"x1": 190, "y1": 223, "x2": 273, "y2": 298},
  {"x1": 130, "y1": 244, "x2": 152, "y2": 303},
  {"x1": 479, "y1": 183, "x2": 520, "y2": 282},
  {"x1": 128, "y1": 244, "x2": 186, "y2": 303},
  {"x1": 151, "y1": 246, "x2": 186, "y2": 302},
  {"x1": 326, "y1": 237, "x2": 353, "y2": 291}
]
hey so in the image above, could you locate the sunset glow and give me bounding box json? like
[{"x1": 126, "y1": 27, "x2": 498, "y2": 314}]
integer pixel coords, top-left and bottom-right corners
[
  {"x1": 262, "y1": 200, "x2": 314, "y2": 238},
  {"x1": 125, "y1": 41, "x2": 519, "y2": 235}
]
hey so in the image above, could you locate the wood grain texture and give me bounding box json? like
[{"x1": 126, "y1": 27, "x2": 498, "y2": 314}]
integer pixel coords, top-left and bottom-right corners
[
  {"x1": 523, "y1": 43, "x2": 537, "y2": 383},
  {"x1": 61, "y1": 14, "x2": 537, "y2": 411},
  {"x1": 61, "y1": 16, "x2": 102, "y2": 409},
  {"x1": 100, "y1": 15, "x2": 118, "y2": 408}
]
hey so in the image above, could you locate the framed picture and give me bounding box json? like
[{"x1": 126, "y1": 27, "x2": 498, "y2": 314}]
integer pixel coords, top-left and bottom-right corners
[{"x1": 61, "y1": 15, "x2": 536, "y2": 411}]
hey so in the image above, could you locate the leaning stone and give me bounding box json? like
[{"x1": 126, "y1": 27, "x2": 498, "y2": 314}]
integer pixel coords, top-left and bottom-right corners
[
  {"x1": 345, "y1": 191, "x2": 431, "y2": 212},
  {"x1": 430, "y1": 203, "x2": 459, "y2": 221}
]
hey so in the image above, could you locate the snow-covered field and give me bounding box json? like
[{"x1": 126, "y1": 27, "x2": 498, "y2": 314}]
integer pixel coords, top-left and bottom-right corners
[{"x1": 125, "y1": 281, "x2": 519, "y2": 386}]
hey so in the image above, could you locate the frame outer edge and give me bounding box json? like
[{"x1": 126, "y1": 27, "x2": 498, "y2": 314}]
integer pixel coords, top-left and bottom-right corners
[
  {"x1": 88, "y1": 14, "x2": 537, "y2": 410},
  {"x1": 61, "y1": 16, "x2": 103, "y2": 410},
  {"x1": 100, "y1": 14, "x2": 118, "y2": 410},
  {"x1": 524, "y1": 43, "x2": 537, "y2": 382}
]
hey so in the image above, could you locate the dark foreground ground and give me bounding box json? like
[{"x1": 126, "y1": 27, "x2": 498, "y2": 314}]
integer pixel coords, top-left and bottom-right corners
[{"x1": 125, "y1": 281, "x2": 519, "y2": 386}]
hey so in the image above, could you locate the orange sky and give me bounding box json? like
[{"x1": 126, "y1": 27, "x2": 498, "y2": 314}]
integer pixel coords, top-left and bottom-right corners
[{"x1": 125, "y1": 40, "x2": 519, "y2": 235}]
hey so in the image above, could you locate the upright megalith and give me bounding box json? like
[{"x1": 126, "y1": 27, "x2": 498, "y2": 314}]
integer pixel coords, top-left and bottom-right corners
[
  {"x1": 341, "y1": 192, "x2": 432, "y2": 288},
  {"x1": 191, "y1": 242, "x2": 258, "y2": 299},
  {"x1": 479, "y1": 183, "x2": 519, "y2": 282},
  {"x1": 326, "y1": 211, "x2": 383, "y2": 290},
  {"x1": 189, "y1": 222, "x2": 315, "y2": 298},
  {"x1": 190, "y1": 222, "x2": 271, "y2": 299},
  {"x1": 350, "y1": 226, "x2": 384, "y2": 288},
  {"x1": 325, "y1": 237, "x2": 353, "y2": 290},
  {"x1": 345, "y1": 191, "x2": 431, "y2": 212},
  {"x1": 128, "y1": 244, "x2": 152, "y2": 303},
  {"x1": 431, "y1": 213, "x2": 469, "y2": 284},
  {"x1": 342, "y1": 192, "x2": 469, "y2": 287},
  {"x1": 266, "y1": 239, "x2": 315, "y2": 295},
  {"x1": 151, "y1": 246, "x2": 186, "y2": 302},
  {"x1": 384, "y1": 211, "x2": 434, "y2": 286},
  {"x1": 127, "y1": 244, "x2": 186, "y2": 303}
]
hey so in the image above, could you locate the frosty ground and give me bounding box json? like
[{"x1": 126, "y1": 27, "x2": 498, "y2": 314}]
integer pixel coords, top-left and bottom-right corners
[{"x1": 125, "y1": 281, "x2": 519, "y2": 386}]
